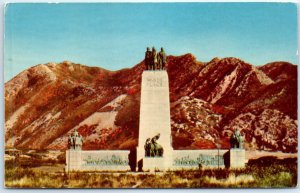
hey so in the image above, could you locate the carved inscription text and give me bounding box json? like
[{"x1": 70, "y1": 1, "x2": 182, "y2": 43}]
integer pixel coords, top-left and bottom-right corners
[
  {"x1": 83, "y1": 155, "x2": 128, "y2": 166},
  {"x1": 146, "y1": 77, "x2": 163, "y2": 87},
  {"x1": 173, "y1": 154, "x2": 224, "y2": 166}
]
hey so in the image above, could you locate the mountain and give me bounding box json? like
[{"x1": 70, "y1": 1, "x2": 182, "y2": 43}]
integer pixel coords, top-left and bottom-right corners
[{"x1": 5, "y1": 55, "x2": 298, "y2": 152}]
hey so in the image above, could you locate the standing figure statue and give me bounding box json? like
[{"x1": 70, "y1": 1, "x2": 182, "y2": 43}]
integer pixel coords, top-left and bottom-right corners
[
  {"x1": 151, "y1": 47, "x2": 158, "y2": 70},
  {"x1": 68, "y1": 130, "x2": 84, "y2": 150},
  {"x1": 75, "y1": 134, "x2": 83, "y2": 150},
  {"x1": 68, "y1": 134, "x2": 74, "y2": 150},
  {"x1": 237, "y1": 131, "x2": 244, "y2": 148},
  {"x1": 145, "y1": 47, "x2": 152, "y2": 70},
  {"x1": 230, "y1": 129, "x2": 244, "y2": 149},
  {"x1": 157, "y1": 47, "x2": 167, "y2": 70},
  {"x1": 144, "y1": 138, "x2": 151, "y2": 157}
]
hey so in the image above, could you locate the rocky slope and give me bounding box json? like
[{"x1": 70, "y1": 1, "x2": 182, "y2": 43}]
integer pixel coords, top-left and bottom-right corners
[{"x1": 5, "y1": 55, "x2": 298, "y2": 152}]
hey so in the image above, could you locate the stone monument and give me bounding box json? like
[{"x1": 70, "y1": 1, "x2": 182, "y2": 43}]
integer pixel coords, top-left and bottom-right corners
[
  {"x1": 65, "y1": 48, "x2": 246, "y2": 172},
  {"x1": 137, "y1": 70, "x2": 173, "y2": 171},
  {"x1": 229, "y1": 129, "x2": 246, "y2": 168}
]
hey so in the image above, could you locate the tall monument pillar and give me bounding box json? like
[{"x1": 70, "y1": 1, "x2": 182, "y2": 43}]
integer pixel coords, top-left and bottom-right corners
[{"x1": 137, "y1": 70, "x2": 173, "y2": 171}]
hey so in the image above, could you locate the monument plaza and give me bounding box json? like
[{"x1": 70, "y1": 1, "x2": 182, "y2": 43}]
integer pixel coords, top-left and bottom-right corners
[{"x1": 66, "y1": 48, "x2": 246, "y2": 172}]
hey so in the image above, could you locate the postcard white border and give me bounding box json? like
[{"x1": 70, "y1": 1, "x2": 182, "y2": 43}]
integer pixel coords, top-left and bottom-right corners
[{"x1": 0, "y1": 1, "x2": 299, "y2": 192}]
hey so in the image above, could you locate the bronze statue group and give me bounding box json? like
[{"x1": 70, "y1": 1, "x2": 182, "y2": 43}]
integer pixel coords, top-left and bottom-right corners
[
  {"x1": 145, "y1": 47, "x2": 167, "y2": 70},
  {"x1": 230, "y1": 129, "x2": 244, "y2": 148},
  {"x1": 68, "y1": 130, "x2": 83, "y2": 150},
  {"x1": 144, "y1": 133, "x2": 164, "y2": 157}
]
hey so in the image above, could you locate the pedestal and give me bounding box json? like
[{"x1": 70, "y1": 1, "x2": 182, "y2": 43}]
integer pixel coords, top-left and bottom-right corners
[
  {"x1": 230, "y1": 149, "x2": 246, "y2": 168},
  {"x1": 137, "y1": 70, "x2": 173, "y2": 171},
  {"x1": 65, "y1": 150, "x2": 82, "y2": 172}
]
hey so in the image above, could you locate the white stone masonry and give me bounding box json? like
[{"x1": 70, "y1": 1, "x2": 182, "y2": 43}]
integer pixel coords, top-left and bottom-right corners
[{"x1": 137, "y1": 71, "x2": 174, "y2": 171}]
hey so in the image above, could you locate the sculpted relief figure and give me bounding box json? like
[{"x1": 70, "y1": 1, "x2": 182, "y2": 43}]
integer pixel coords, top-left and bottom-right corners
[{"x1": 144, "y1": 133, "x2": 164, "y2": 157}]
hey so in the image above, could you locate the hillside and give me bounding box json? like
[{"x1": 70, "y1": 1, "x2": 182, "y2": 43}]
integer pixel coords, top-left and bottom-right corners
[{"x1": 5, "y1": 55, "x2": 298, "y2": 152}]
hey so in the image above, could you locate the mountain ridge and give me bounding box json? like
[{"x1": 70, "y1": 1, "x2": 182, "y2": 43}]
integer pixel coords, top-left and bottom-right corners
[{"x1": 5, "y1": 54, "x2": 298, "y2": 152}]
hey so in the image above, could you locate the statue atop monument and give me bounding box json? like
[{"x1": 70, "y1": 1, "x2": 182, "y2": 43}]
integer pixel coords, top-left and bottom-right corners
[
  {"x1": 151, "y1": 47, "x2": 158, "y2": 70},
  {"x1": 68, "y1": 130, "x2": 83, "y2": 150},
  {"x1": 145, "y1": 47, "x2": 152, "y2": 70},
  {"x1": 144, "y1": 47, "x2": 167, "y2": 70},
  {"x1": 230, "y1": 129, "x2": 244, "y2": 149},
  {"x1": 144, "y1": 133, "x2": 164, "y2": 157},
  {"x1": 157, "y1": 47, "x2": 167, "y2": 70}
]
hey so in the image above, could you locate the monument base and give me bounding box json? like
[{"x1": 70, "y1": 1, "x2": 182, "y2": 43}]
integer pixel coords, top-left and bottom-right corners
[
  {"x1": 66, "y1": 149, "x2": 246, "y2": 171},
  {"x1": 66, "y1": 150, "x2": 82, "y2": 171},
  {"x1": 230, "y1": 149, "x2": 246, "y2": 168},
  {"x1": 142, "y1": 157, "x2": 169, "y2": 172}
]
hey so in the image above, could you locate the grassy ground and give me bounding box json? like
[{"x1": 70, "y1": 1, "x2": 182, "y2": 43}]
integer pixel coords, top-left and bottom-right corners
[{"x1": 5, "y1": 156, "x2": 297, "y2": 188}]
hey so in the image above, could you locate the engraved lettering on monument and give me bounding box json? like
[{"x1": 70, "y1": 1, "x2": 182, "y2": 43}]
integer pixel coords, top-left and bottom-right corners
[
  {"x1": 146, "y1": 77, "x2": 163, "y2": 87},
  {"x1": 83, "y1": 155, "x2": 129, "y2": 166},
  {"x1": 173, "y1": 154, "x2": 224, "y2": 166}
]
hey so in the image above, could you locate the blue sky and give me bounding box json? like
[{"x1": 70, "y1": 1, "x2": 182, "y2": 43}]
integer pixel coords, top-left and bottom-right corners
[{"x1": 4, "y1": 3, "x2": 298, "y2": 81}]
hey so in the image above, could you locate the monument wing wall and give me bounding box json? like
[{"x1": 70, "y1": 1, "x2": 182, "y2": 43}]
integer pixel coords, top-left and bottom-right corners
[{"x1": 66, "y1": 150, "x2": 130, "y2": 172}]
